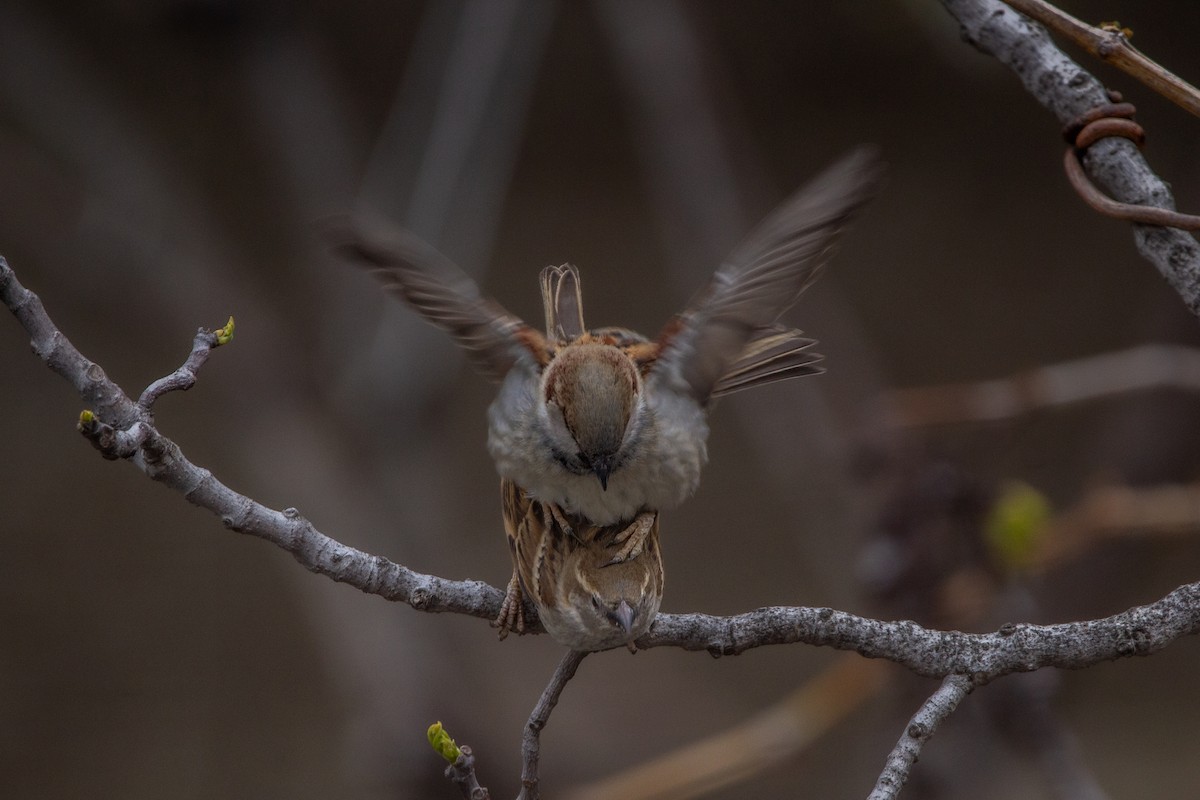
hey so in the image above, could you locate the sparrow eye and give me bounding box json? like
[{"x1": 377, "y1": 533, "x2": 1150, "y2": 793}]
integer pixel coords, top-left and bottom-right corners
[
  {"x1": 590, "y1": 594, "x2": 602, "y2": 610},
  {"x1": 576, "y1": 452, "x2": 591, "y2": 468}
]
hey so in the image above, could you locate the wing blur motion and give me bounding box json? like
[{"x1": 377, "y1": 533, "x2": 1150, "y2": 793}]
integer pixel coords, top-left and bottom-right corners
[
  {"x1": 328, "y1": 216, "x2": 543, "y2": 382},
  {"x1": 654, "y1": 146, "x2": 884, "y2": 402}
]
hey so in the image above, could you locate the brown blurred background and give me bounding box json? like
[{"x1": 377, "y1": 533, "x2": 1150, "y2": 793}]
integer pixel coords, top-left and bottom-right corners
[{"x1": 3, "y1": 1, "x2": 1200, "y2": 798}]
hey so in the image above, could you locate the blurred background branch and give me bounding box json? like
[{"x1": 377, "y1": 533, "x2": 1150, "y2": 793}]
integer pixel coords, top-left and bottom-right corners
[{"x1": 888, "y1": 343, "x2": 1200, "y2": 426}]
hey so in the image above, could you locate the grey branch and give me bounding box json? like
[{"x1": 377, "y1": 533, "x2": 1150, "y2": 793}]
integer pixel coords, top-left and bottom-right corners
[
  {"x1": 4, "y1": 255, "x2": 1200, "y2": 678},
  {"x1": 643, "y1": 585, "x2": 1200, "y2": 678},
  {"x1": 138, "y1": 321, "x2": 230, "y2": 409},
  {"x1": 445, "y1": 746, "x2": 492, "y2": 800},
  {"x1": 867, "y1": 676, "x2": 973, "y2": 800},
  {"x1": 517, "y1": 650, "x2": 588, "y2": 800},
  {"x1": 0, "y1": 256, "x2": 510, "y2": 625},
  {"x1": 942, "y1": 0, "x2": 1200, "y2": 317},
  {"x1": 437, "y1": 650, "x2": 587, "y2": 800}
]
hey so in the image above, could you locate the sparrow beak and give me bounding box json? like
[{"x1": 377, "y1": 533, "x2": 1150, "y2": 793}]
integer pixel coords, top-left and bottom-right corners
[
  {"x1": 615, "y1": 598, "x2": 636, "y2": 636},
  {"x1": 591, "y1": 454, "x2": 614, "y2": 491},
  {"x1": 617, "y1": 599, "x2": 639, "y2": 653}
]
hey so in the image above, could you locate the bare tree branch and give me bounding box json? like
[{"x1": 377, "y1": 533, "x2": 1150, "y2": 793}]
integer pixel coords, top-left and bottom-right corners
[
  {"x1": 517, "y1": 650, "x2": 588, "y2": 800},
  {"x1": 0, "y1": 256, "x2": 514, "y2": 626},
  {"x1": 942, "y1": 0, "x2": 1200, "y2": 317},
  {"x1": 867, "y1": 675, "x2": 973, "y2": 800},
  {"x1": 4, "y1": 255, "x2": 1200, "y2": 685},
  {"x1": 137, "y1": 318, "x2": 233, "y2": 410},
  {"x1": 644, "y1": 582, "x2": 1200, "y2": 677}
]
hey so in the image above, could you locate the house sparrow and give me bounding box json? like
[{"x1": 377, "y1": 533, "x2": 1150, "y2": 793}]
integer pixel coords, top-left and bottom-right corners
[{"x1": 334, "y1": 146, "x2": 883, "y2": 650}]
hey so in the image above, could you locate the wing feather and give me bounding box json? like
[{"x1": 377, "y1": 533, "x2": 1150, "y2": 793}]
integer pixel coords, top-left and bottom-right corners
[
  {"x1": 653, "y1": 146, "x2": 884, "y2": 402},
  {"x1": 329, "y1": 216, "x2": 543, "y2": 382}
]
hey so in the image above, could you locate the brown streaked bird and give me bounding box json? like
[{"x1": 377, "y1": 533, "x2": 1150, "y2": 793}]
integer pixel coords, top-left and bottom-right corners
[{"x1": 334, "y1": 147, "x2": 883, "y2": 651}]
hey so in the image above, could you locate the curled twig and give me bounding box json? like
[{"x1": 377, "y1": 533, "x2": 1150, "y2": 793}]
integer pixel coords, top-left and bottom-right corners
[
  {"x1": 1064, "y1": 147, "x2": 1200, "y2": 230},
  {"x1": 1060, "y1": 99, "x2": 1200, "y2": 230}
]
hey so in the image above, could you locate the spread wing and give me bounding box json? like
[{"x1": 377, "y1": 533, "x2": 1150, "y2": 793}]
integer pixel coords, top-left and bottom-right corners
[
  {"x1": 329, "y1": 216, "x2": 546, "y2": 382},
  {"x1": 651, "y1": 146, "x2": 884, "y2": 402}
]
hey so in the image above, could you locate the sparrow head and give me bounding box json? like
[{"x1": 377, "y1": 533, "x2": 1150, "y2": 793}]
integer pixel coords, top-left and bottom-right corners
[
  {"x1": 548, "y1": 535, "x2": 662, "y2": 652},
  {"x1": 541, "y1": 343, "x2": 642, "y2": 490}
]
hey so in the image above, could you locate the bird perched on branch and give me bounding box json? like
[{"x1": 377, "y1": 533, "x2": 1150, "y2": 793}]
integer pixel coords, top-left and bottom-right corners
[{"x1": 334, "y1": 146, "x2": 883, "y2": 652}]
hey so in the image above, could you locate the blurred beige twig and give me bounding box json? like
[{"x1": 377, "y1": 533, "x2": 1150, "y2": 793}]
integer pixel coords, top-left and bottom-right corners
[
  {"x1": 1039, "y1": 482, "x2": 1200, "y2": 569},
  {"x1": 566, "y1": 655, "x2": 888, "y2": 800},
  {"x1": 887, "y1": 343, "x2": 1200, "y2": 427}
]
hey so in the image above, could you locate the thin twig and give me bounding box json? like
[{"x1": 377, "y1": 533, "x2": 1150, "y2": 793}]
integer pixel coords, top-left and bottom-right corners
[
  {"x1": 867, "y1": 675, "x2": 973, "y2": 800},
  {"x1": 642, "y1": 580, "x2": 1200, "y2": 676},
  {"x1": 438, "y1": 651, "x2": 587, "y2": 800},
  {"x1": 518, "y1": 650, "x2": 588, "y2": 800},
  {"x1": 138, "y1": 321, "x2": 230, "y2": 409},
  {"x1": 0, "y1": 257, "x2": 147, "y2": 429},
  {"x1": 1000, "y1": 0, "x2": 1200, "y2": 118}
]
